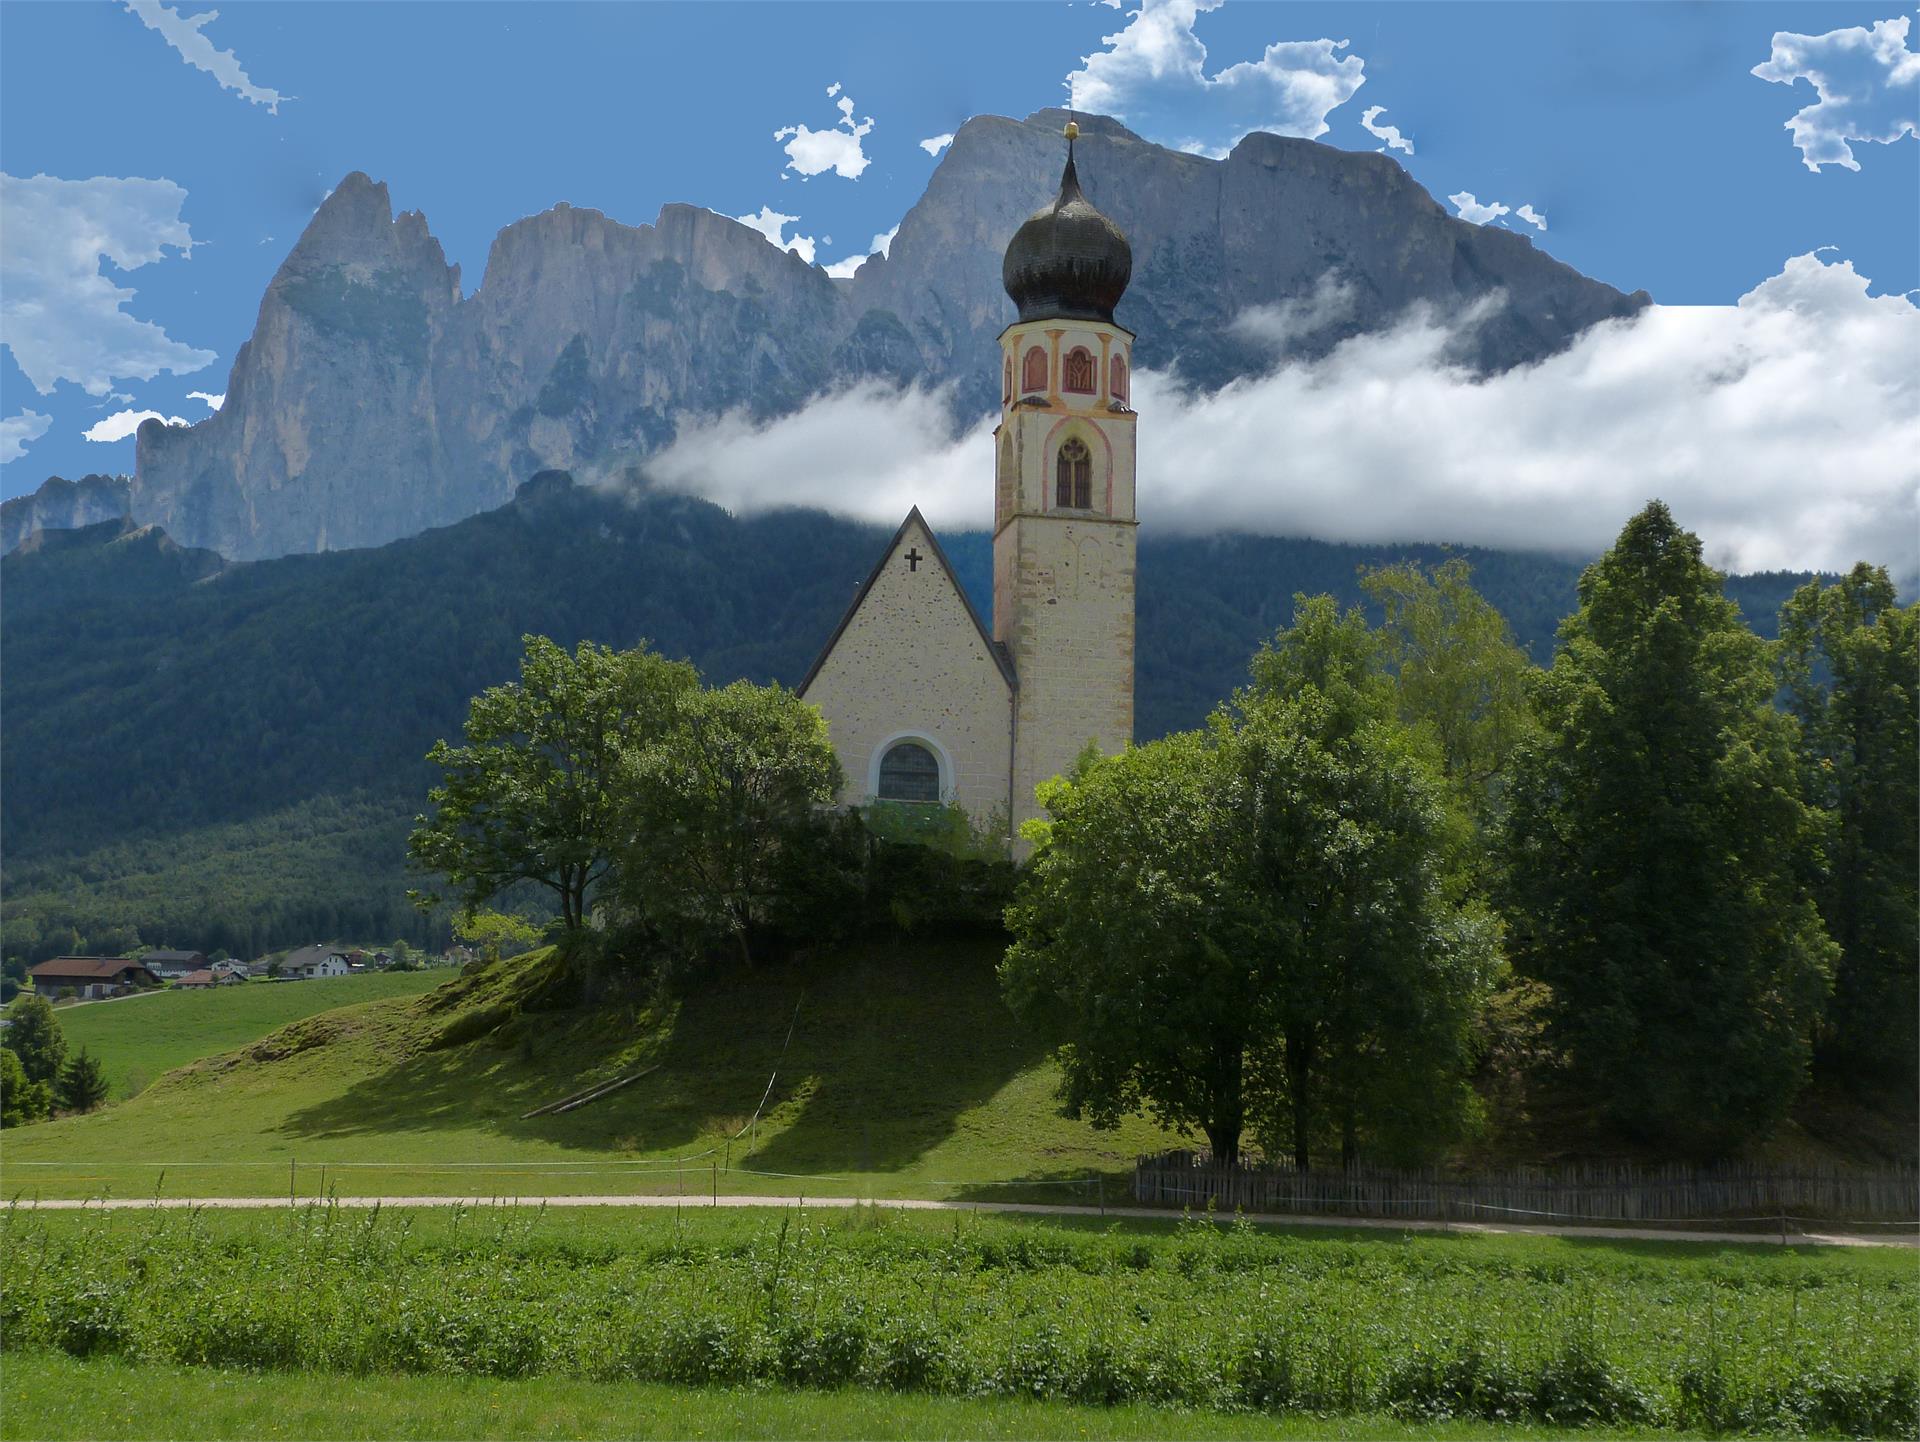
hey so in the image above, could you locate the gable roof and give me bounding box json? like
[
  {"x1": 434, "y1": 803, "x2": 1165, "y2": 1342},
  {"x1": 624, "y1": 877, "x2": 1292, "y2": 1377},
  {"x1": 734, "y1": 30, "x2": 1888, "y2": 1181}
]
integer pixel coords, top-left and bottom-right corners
[
  {"x1": 31, "y1": 957, "x2": 156, "y2": 982},
  {"x1": 142, "y1": 950, "x2": 204, "y2": 965},
  {"x1": 282, "y1": 944, "x2": 346, "y2": 970},
  {"x1": 798, "y1": 507, "x2": 1016, "y2": 696}
]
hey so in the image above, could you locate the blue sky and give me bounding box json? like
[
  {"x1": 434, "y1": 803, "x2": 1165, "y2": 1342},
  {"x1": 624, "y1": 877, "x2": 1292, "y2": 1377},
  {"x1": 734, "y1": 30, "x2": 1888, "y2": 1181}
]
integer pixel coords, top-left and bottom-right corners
[{"x1": 2, "y1": 0, "x2": 1916, "y2": 536}]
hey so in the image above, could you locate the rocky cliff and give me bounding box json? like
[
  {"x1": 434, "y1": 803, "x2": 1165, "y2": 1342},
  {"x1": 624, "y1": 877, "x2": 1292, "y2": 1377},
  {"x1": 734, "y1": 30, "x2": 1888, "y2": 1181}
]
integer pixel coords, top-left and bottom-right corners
[
  {"x1": 129, "y1": 110, "x2": 1646, "y2": 561},
  {"x1": 1, "y1": 474, "x2": 131, "y2": 554}
]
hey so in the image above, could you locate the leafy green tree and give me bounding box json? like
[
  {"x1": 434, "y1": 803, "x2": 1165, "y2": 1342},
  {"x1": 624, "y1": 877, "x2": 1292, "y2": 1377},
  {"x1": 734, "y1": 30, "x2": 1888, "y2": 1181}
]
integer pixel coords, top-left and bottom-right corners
[
  {"x1": 410, "y1": 636, "x2": 698, "y2": 928},
  {"x1": 55, "y1": 1048, "x2": 109, "y2": 1114},
  {"x1": 1362, "y1": 557, "x2": 1538, "y2": 828},
  {"x1": 1, "y1": 1047, "x2": 51, "y2": 1127},
  {"x1": 1005, "y1": 599, "x2": 1497, "y2": 1166},
  {"x1": 6, "y1": 993, "x2": 66, "y2": 1088},
  {"x1": 453, "y1": 909, "x2": 543, "y2": 965},
  {"x1": 619, "y1": 681, "x2": 844, "y2": 968},
  {"x1": 1778, "y1": 564, "x2": 1919, "y2": 1088},
  {"x1": 1502, "y1": 502, "x2": 1833, "y2": 1153}
]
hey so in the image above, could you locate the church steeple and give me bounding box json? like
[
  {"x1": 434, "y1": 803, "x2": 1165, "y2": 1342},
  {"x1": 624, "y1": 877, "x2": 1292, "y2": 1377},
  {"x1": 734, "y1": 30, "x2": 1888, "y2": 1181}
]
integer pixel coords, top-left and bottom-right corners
[{"x1": 992, "y1": 120, "x2": 1139, "y2": 835}]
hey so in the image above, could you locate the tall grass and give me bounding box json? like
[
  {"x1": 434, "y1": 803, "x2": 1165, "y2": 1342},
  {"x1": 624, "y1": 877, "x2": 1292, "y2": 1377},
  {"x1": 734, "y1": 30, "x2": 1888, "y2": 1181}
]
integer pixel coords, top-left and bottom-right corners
[{"x1": 3, "y1": 1205, "x2": 1912, "y2": 1436}]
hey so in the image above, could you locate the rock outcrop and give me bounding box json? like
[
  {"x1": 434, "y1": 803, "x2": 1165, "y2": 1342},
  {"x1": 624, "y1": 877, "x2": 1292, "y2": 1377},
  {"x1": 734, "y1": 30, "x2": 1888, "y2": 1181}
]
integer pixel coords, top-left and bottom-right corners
[
  {"x1": 129, "y1": 112, "x2": 1646, "y2": 561},
  {"x1": 1, "y1": 474, "x2": 131, "y2": 554}
]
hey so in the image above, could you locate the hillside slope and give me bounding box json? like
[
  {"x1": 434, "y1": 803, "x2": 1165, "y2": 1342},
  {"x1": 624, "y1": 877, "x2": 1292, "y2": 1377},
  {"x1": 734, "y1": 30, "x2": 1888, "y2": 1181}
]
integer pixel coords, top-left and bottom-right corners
[{"x1": 2, "y1": 937, "x2": 1182, "y2": 1201}]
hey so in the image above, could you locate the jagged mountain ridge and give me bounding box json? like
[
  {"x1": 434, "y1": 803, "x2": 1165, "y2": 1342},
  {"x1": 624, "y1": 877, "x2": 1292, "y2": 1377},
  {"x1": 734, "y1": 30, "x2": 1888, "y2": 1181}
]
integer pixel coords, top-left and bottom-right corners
[
  {"x1": 1, "y1": 474, "x2": 131, "y2": 554},
  {"x1": 126, "y1": 109, "x2": 1646, "y2": 562}
]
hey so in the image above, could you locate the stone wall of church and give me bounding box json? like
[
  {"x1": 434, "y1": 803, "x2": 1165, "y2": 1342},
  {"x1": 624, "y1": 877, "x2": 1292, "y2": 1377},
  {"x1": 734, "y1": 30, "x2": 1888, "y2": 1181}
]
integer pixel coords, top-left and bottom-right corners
[
  {"x1": 801, "y1": 515, "x2": 1015, "y2": 833},
  {"x1": 1000, "y1": 515, "x2": 1137, "y2": 831}
]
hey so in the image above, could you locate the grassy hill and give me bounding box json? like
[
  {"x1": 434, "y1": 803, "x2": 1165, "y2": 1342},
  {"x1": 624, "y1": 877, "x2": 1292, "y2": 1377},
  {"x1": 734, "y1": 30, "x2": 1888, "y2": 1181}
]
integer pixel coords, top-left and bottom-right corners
[
  {"x1": 3, "y1": 934, "x2": 1181, "y2": 1202},
  {"x1": 47, "y1": 971, "x2": 448, "y2": 1099}
]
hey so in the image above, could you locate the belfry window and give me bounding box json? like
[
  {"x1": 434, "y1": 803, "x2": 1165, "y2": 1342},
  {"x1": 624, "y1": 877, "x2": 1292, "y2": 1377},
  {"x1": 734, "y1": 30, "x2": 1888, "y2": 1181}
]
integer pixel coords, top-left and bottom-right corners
[
  {"x1": 1063, "y1": 347, "x2": 1095, "y2": 394},
  {"x1": 1056, "y1": 437, "x2": 1093, "y2": 510},
  {"x1": 877, "y1": 740, "x2": 942, "y2": 803},
  {"x1": 1110, "y1": 354, "x2": 1128, "y2": 403},
  {"x1": 1022, "y1": 346, "x2": 1048, "y2": 394}
]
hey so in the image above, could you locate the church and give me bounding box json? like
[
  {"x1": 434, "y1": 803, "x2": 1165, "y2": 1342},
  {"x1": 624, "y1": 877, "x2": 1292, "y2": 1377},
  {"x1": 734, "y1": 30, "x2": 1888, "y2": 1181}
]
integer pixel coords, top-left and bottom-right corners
[{"x1": 799, "y1": 125, "x2": 1138, "y2": 841}]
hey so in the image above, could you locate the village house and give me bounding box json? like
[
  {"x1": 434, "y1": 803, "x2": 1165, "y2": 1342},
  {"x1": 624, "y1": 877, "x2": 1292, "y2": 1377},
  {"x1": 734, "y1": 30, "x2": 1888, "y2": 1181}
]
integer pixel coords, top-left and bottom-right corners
[
  {"x1": 140, "y1": 949, "x2": 207, "y2": 979},
  {"x1": 279, "y1": 944, "x2": 351, "y2": 980},
  {"x1": 175, "y1": 968, "x2": 245, "y2": 988},
  {"x1": 29, "y1": 957, "x2": 161, "y2": 1000}
]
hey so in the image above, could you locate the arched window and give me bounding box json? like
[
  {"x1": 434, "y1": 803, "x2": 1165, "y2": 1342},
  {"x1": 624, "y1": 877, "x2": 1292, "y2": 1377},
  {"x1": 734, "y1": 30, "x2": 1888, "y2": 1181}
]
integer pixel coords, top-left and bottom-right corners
[
  {"x1": 1003, "y1": 358, "x2": 1012, "y2": 404},
  {"x1": 998, "y1": 430, "x2": 1016, "y2": 520},
  {"x1": 1022, "y1": 346, "x2": 1048, "y2": 394},
  {"x1": 877, "y1": 740, "x2": 942, "y2": 803},
  {"x1": 1109, "y1": 353, "x2": 1128, "y2": 403},
  {"x1": 1056, "y1": 437, "x2": 1093, "y2": 510},
  {"x1": 1063, "y1": 347, "x2": 1095, "y2": 394}
]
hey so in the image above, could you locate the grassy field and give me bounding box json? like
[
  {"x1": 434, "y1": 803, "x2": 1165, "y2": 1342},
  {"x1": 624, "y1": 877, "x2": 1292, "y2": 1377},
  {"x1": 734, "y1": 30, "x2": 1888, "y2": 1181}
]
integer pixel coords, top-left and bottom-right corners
[
  {"x1": 2, "y1": 938, "x2": 1183, "y2": 1201},
  {"x1": 2, "y1": 1353, "x2": 1627, "y2": 1442},
  {"x1": 3, "y1": 1205, "x2": 1911, "y2": 1436},
  {"x1": 41, "y1": 972, "x2": 449, "y2": 1099}
]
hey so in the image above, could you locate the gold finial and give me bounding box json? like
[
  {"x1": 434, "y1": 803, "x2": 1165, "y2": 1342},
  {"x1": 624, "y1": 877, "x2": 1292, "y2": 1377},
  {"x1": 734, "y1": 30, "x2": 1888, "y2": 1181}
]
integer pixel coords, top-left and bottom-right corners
[{"x1": 1064, "y1": 120, "x2": 1080, "y2": 140}]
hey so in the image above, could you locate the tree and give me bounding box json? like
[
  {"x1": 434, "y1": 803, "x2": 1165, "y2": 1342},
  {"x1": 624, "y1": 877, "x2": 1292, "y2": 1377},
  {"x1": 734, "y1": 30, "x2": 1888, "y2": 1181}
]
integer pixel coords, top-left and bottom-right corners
[
  {"x1": 453, "y1": 909, "x2": 543, "y2": 966},
  {"x1": 6, "y1": 993, "x2": 66, "y2": 1088},
  {"x1": 1004, "y1": 598, "x2": 1497, "y2": 1166},
  {"x1": 1, "y1": 1048, "x2": 51, "y2": 1127},
  {"x1": 1777, "y1": 564, "x2": 1919, "y2": 1089},
  {"x1": 1501, "y1": 502, "x2": 1833, "y2": 1153},
  {"x1": 619, "y1": 681, "x2": 844, "y2": 968},
  {"x1": 410, "y1": 636, "x2": 698, "y2": 929},
  {"x1": 1362, "y1": 557, "x2": 1538, "y2": 829},
  {"x1": 55, "y1": 1048, "x2": 109, "y2": 1114}
]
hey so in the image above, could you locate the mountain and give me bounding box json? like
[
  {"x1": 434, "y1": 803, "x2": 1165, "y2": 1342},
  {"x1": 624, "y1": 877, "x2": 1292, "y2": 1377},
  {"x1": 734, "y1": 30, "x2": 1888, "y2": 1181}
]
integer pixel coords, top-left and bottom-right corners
[
  {"x1": 1, "y1": 474, "x2": 131, "y2": 554},
  {"x1": 3, "y1": 473, "x2": 1818, "y2": 962},
  {"x1": 125, "y1": 110, "x2": 1645, "y2": 562}
]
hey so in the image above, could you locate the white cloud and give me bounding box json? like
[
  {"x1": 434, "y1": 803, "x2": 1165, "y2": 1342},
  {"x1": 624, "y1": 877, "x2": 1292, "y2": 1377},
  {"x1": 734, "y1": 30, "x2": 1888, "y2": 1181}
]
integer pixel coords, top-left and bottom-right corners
[
  {"x1": 82, "y1": 408, "x2": 189, "y2": 444},
  {"x1": 1448, "y1": 191, "x2": 1510, "y2": 226},
  {"x1": 1752, "y1": 16, "x2": 1919, "y2": 171},
  {"x1": 774, "y1": 84, "x2": 876, "y2": 180},
  {"x1": 1066, "y1": 0, "x2": 1365, "y2": 151},
  {"x1": 0, "y1": 173, "x2": 217, "y2": 397},
  {"x1": 1514, "y1": 204, "x2": 1547, "y2": 231},
  {"x1": 187, "y1": 390, "x2": 225, "y2": 410},
  {"x1": 822, "y1": 224, "x2": 901, "y2": 279},
  {"x1": 919, "y1": 133, "x2": 954, "y2": 157},
  {"x1": 1359, "y1": 105, "x2": 1413, "y2": 155},
  {"x1": 0, "y1": 410, "x2": 52, "y2": 465},
  {"x1": 645, "y1": 252, "x2": 1920, "y2": 584},
  {"x1": 732, "y1": 205, "x2": 818, "y2": 265},
  {"x1": 123, "y1": 0, "x2": 286, "y2": 112}
]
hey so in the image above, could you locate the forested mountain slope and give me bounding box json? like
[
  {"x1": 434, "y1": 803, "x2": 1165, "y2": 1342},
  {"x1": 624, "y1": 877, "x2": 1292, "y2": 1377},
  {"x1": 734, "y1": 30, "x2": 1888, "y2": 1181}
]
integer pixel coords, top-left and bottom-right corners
[{"x1": 2, "y1": 474, "x2": 1811, "y2": 958}]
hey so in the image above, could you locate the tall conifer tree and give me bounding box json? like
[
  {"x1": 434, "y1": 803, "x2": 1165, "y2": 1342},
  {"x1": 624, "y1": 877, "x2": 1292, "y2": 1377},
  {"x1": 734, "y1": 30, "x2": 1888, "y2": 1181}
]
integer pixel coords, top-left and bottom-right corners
[
  {"x1": 1502, "y1": 502, "x2": 1833, "y2": 1152},
  {"x1": 1778, "y1": 564, "x2": 1919, "y2": 1089}
]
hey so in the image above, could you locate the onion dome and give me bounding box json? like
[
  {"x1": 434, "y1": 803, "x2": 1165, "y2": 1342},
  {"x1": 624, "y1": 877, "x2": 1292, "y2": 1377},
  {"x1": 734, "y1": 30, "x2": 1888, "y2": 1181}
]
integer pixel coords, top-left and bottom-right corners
[{"x1": 1002, "y1": 126, "x2": 1132, "y2": 324}]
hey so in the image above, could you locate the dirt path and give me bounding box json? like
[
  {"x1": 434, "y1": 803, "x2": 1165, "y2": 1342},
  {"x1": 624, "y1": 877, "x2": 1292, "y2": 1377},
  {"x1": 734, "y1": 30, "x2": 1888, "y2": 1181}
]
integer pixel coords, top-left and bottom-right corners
[{"x1": 12, "y1": 1191, "x2": 1913, "y2": 1248}]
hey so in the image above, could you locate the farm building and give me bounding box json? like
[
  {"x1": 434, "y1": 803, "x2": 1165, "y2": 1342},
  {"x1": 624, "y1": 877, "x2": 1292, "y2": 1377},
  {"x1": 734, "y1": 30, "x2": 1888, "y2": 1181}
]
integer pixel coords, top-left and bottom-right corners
[
  {"x1": 175, "y1": 968, "x2": 245, "y2": 988},
  {"x1": 140, "y1": 949, "x2": 207, "y2": 979},
  {"x1": 29, "y1": 957, "x2": 161, "y2": 1000},
  {"x1": 280, "y1": 945, "x2": 351, "y2": 979}
]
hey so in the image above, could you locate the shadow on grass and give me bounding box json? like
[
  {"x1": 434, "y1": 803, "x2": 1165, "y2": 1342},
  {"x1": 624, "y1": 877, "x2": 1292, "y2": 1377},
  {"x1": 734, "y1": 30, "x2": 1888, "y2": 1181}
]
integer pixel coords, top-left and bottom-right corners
[{"x1": 274, "y1": 931, "x2": 1041, "y2": 1178}]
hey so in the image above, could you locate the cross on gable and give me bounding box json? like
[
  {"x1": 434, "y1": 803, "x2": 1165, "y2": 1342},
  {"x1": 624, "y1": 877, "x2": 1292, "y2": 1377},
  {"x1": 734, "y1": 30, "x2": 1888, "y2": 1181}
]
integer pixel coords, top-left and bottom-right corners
[{"x1": 904, "y1": 546, "x2": 924, "y2": 572}]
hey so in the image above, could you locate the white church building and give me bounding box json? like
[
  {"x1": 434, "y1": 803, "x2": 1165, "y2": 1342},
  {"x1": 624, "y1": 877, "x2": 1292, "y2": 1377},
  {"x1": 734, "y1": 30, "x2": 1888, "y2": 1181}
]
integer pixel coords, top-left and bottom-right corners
[{"x1": 799, "y1": 126, "x2": 1138, "y2": 840}]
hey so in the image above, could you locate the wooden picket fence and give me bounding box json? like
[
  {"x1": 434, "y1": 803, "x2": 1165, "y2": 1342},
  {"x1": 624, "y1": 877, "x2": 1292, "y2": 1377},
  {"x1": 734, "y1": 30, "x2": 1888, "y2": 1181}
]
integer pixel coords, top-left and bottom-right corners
[{"x1": 1132, "y1": 1151, "x2": 1920, "y2": 1225}]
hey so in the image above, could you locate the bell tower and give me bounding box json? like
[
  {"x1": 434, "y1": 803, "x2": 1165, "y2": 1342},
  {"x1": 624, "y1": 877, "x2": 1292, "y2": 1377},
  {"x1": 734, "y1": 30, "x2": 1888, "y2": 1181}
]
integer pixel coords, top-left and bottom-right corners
[{"x1": 993, "y1": 123, "x2": 1137, "y2": 832}]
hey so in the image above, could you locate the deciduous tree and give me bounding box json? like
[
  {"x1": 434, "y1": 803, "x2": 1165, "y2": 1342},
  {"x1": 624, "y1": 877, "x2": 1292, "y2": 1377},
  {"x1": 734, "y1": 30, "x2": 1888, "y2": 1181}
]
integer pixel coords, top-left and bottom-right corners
[
  {"x1": 1502, "y1": 502, "x2": 1833, "y2": 1152},
  {"x1": 1, "y1": 1047, "x2": 51, "y2": 1127},
  {"x1": 619, "y1": 681, "x2": 844, "y2": 968},
  {"x1": 410, "y1": 636, "x2": 698, "y2": 928},
  {"x1": 6, "y1": 994, "x2": 66, "y2": 1088}
]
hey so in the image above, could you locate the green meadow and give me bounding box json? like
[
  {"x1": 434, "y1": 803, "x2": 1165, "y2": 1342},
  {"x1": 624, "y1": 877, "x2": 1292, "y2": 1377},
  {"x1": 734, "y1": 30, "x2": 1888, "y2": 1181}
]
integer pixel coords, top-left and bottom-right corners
[
  {"x1": 4, "y1": 1205, "x2": 1912, "y2": 1436},
  {"x1": 3, "y1": 939, "x2": 1179, "y2": 1202},
  {"x1": 41, "y1": 971, "x2": 447, "y2": 1099}
]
